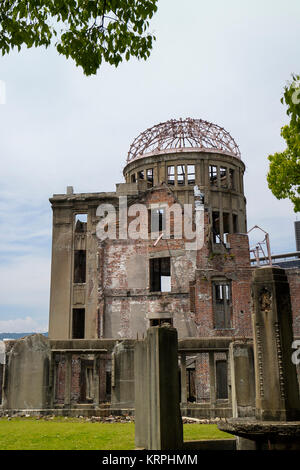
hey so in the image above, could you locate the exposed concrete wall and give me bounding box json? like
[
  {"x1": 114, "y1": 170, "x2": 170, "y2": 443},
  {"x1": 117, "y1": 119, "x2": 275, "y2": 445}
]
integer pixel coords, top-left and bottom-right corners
[{"x1": 2, "y1": 335, "x2": 51, "y2": 410}]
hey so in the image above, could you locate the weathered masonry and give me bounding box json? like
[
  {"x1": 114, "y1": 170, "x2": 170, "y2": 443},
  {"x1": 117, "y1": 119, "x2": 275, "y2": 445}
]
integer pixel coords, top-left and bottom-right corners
[{"x1": 1, "y1": 118, "x2": 299, "y2": 417}]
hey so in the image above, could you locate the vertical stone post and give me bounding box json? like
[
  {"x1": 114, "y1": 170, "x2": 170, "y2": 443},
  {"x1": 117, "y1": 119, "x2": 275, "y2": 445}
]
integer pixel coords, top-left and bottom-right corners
[
  {"x1": 111, "y1": 340, "x2": 135, "y2": 408},
  {"x1": 93, "y1": 354, "x2": 100, "y2": 408},
  {"x1": 49, "y1": 352, "x2": 56, "y2": 409},
  {"x1": 251, "y1": 266, "x2": 300, "y2": 421},
  {"x1": 229, "y1": 342, "x2": 255, "y2": 418},
  {"x1": 180, "y1": 354, "x2": 187, "y2": 405},
  {"x1": 134, "y1": 326, "x2": 183, "y2": 450},
  {"x1": 134, "y1": 340, "x2": 148, "y2": 449},
  {"x1": 229, "y1": 341, "x2": 256, "y2": 450},
  {"x1": 64, "y1": 353, "x2": 72, "y2": 408},
  {"x1": 209, "y1": 351, "x2": 216, "y2": 417}
]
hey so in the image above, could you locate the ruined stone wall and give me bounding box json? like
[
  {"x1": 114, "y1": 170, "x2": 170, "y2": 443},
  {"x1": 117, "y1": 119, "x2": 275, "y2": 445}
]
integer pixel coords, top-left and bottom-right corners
[
  {"x1": 98, "y1": 188, "x2": 198, "y2": 339},
  {"x1": 286, "y1": 268, "x2": 300, "y2": 336},
  {"x1": 194, "y1": 213, "x2": 253, "y2": 338}
]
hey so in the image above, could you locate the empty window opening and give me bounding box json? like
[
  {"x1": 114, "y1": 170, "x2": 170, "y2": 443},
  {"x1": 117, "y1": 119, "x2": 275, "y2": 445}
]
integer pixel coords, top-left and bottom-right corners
[
  {"x1": 167, "y1": 166, "x2": 175, "y2": 185},
  {"x1": 229, "y1": 169, "x2": 235, "y2": 189},
  {"x1": 187, "y1": 165, "x2": 195, "y2": 185},
  {"x1": 138, "y1": 170, "x2": 144, "y2": 180},
  {"x1": 106, "y1": 370, "x2": 112, "y2": 400},
  {"x1": 72, "y1": 308, "x2": 85, "y2": 339},
  {"x1": 131, "y1": 173, "x2": 136, "y2": 183},
  {"x1": 150, "y1": 257, "x2": 171, "y2": 292},
  {"x1": 146, "y1": 168, "x2": 153, "y2": 186},
  {"x1": 75, "y1": 214, "x2": 87, "y2": 232},
  {"x1": 186, "y1": 356, "x2": 196, "y2": 403},
  {"x1": 177, "y1": 165, "x2": 185, "y2": 185},
  {"x1": 86, "y1": 366, "x2": 94, "y2": 400},
  {"x1": 220, "y1": 167, "x2": 227, "y2": 188},
  {"x1": 216, "y1": 360, "x2": 228, "y2": 399},
  {"x1": 209, "y1": 165, "x2": 218, "y2": 186},
  {"x1": 150, "y1": 318, "x2": 173, "y2": 327},
  {"x1": 74, "y1": 250, "x2": 86, "y2": 283},
  {"x1": 186, "y1": 354, "x2": 210, "y2": 403},
  {"x1": 212, "y1": 282, "x2": 232, "y2": 329},
  {"x1": 212, "y1": 211, "x2": 221, "y2": 243},
  {"x1": 150, "y1": 207, "x2": 166, "y2": 233},
  {"x1": 223, "y1": 212, "x2": 230, "y2": 242},
  {"x1": 79, "y1": 360, "x2": 93, "y2": 403},
  {"x1": 233, "y1": 213, "x2": 238, "y2": 233}
]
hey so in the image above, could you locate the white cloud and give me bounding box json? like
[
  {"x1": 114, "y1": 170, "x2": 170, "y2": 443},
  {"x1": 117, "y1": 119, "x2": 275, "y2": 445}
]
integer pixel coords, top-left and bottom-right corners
[{"x1": 0, "y1": 316, "x2": 47, "y2": 333}]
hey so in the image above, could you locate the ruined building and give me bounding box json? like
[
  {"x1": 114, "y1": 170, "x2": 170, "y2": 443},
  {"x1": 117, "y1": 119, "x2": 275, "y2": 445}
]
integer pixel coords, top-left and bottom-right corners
[{"x1": 1, "y1": 118, "x2": 299, "y2": 417}]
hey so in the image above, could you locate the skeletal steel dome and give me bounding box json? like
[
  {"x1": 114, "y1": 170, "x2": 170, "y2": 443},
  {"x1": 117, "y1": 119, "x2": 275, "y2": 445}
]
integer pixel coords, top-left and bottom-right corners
[{"x1": 127, "y1": 118, "x2": 241, "y2": 163}]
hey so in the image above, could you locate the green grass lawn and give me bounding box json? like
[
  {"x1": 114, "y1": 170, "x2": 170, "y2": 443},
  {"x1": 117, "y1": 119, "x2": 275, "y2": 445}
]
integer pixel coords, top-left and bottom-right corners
[{"x1": 0, "y1": 417, "x2": 232, "y2": 450}]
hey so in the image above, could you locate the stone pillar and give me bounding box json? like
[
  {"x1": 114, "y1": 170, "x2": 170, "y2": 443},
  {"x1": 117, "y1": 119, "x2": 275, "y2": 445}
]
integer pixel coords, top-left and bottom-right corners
[
  {"x1": 180, "y1": 354, "x2": 187, "y2": 405},
  {"x1": 229, "y1": 341, "x2": 256, "y2": 450},
  {"x1": 229, "y1": 342, "x2": 255, "y2": 418},
  {"x1": 49, "y1": 352, "x2": 56, "y2": 408},
  {"x1": 93, "y1": 354, "x2": 100, "y2": 407},
  {"x1": 251, "y1": 266, "x2": 300, "y2": 421},
  {"x1": 209, "y1": 351, "x2": 216, "y2": 417},
  {"x1": 64, "y1": 353, "x2": 72, "y2": 408},
  {"x1": 134, "y1": 340, "x2": 148, "y2": 449},
  {"x1": 111, "y1": 340, "x2": 135, "y2": 408},
  {"x1": 134, "y1": 326, "x2": 183, "y2": 450}
]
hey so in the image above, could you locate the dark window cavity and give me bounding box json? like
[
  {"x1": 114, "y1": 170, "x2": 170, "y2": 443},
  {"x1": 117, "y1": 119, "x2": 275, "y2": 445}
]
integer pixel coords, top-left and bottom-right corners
[
  {"x1": 74, "y1": 250, "x2": 86, "y2": 283},
  {"x1": 72, "y1": 308, "x2": 85, "y2": 339},
  {"x1": 216, "y1": 360, "x2": 228, "y2": 399},
  {"x1": 146, "y1": 168, "x2": 153, "y2": 186},
  {"x1": 150, "y1": 257, "x2": 171, "y2": 292},
  {"x1": 212, "y1": 281, "x2": 232, "y2": 329},
  {"x1": 209, "y1": 165, "x2": 218, "y2": 186},
  {"x1": 212, "y1": 211, "x2": 221, "y2": 243},
  {"x1": 220, "y1": 167, "x2": 227, "y2": 188}
]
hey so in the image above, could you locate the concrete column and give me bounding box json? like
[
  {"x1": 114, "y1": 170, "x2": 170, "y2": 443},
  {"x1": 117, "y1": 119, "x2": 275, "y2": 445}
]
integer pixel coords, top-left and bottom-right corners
[
  {"x1": 134, "y1": 326, "x2": 183, "y2": 450},
  {"x1": 134, "y1": 340, "x2": 148, "y2": 449},
  {"x1": 49, "y1": 352, "x2": 56, "y2": 408},
  {"x1": 93, "y1": 354, "x2": 100, "y2": 407},
  {"x1": 111, "y1": 340, "x2": 135, "y2": 408},
  {"x1": 147, "y1": 326, "x2": 183, "y2": 450},
  {"x1": 229, "y1": 342, "x2": 255, "y2": 418},
  {"x1": 209, "y1": 351, "x2": 216, "y2": 416},
  {"x1": 64, "y1": 353, "x2": 72, "y2": 407},
  {"x1": 180, "y1": 354, "x2": 187, "y2": 405},
  {"x1": 252, "y1": 266, "x2": 300, "y2": 421}
]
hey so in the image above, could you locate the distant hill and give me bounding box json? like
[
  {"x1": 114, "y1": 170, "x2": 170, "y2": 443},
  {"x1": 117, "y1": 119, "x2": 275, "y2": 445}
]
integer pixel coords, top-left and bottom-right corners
[{"x1": 0, "y1": 332, "x2": 48, "y2": 341}]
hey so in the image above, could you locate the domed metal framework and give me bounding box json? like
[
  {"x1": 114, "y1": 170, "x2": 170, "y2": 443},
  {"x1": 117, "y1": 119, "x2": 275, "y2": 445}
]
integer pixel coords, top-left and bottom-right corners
[{"x1": 127, "y1": 118, "x2": 241, "y2": 163}]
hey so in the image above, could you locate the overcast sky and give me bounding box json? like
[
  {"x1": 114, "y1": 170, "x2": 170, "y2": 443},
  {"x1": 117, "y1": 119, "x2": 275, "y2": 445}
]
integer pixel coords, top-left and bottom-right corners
[{"x1": 0, "y1": 0, "x2": 299, "y2": 332}]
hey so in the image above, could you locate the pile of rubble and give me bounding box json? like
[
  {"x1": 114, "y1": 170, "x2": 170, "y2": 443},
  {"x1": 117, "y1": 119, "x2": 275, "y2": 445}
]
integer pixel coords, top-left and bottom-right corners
[
  {"x1": 2, "y1": 413, "x2": 227, "y2": 424},
  {"x1": 182, "y1": 417, "x2": 228, "y2": 424}
]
